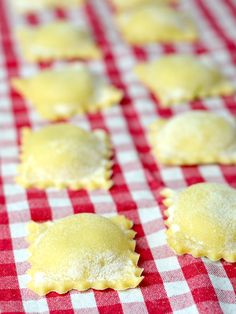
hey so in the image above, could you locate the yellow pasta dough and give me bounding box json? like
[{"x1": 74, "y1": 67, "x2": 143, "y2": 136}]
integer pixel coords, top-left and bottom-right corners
[
  {"x1": 116, "y1": 4, "x2": 198, "y2": 44},
  {"x1": 13, "y1": 0, "x2": 85, "y2": 13},
  {"x1": 149, "y1": 111, "x2": 236, "y2": 165},
  {"x1": 12, "y1": 64, "x2": 123, "y2": 120},
  {"x1": 112, "y1": 0, "x2": 174, "y2": 11},
  {"x1": 135, "y1": 55, "x2": 235, "y2": 106},
  {"x1": 16, "y1": 124, "x2": 113, "y2": 190},
  {"x1": 27, "y1": 213, "x2": 143, "y2": 295},
  {"x1": 17, "y1": 22, "x2": 101, "y2": 62},
  {"x1": 162, "y1": 183, "x2": 236, "y2": 262}
]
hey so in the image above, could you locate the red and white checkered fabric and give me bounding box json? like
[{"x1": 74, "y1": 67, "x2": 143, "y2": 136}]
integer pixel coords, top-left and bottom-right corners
[{"x1": 0, "y1": 0, "x2": 236, "y2": 313}]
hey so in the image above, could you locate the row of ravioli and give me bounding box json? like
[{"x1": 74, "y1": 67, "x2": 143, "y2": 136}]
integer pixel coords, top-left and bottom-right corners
[
  {"x1": 10, "y1": 0, "x2": 236, "y2": 297},
  {"x1": 17, "y1": 0, "x2": 199, "y2": 61}
]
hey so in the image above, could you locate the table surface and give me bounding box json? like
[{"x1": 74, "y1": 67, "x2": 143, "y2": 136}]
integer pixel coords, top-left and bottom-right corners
[{"x1": 0, "y1": 0, "x2": 236, "y2": 313}]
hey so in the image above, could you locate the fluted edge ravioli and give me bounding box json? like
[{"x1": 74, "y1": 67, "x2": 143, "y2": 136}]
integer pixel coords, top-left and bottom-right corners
[
  {"x1": 116, "y1": 5, "x2": 198, "y2": 44},
  {"x1": 13, "y1": 0, "x2": 86, "y2": 13},
  {"x1": 149, "y1": 111, "x2": 236, "y2": 165},
  {"x1": 17, "y1": 22, "x2": 101, "y2": 62},
  {"x1": 12, "y1": 64, "x2": 123, "y2": 121},
  {"x1": 16, "y1": 124, "x2": 113, "y2": 190},
  {"x1": 135, "y1": 55, "x2": 235, "y2": 106},
  {"x1": 27, "y1": 214, "x2": 144, "y2": 295},
  {"x1": 161, "y1": 183, "x2": 236, "y2": 262}
]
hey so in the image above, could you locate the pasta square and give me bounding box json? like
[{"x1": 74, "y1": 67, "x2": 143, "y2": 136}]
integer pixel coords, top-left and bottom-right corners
[
  {"x1": 27, "y1": 213, "x2": 143, "y2": 295},
  {"x1": 135, "y1": 55, "x2": 235, "y2": 106},
  {"x1": 112, "y1": 0, "x2": 174, "y2": 11},
  {"x1": 149, "y1": 111, "x2": 236, "y2": 166},
  {"x1": 12, "y1": 64, "x2": 123, "y2": 121},
  {"x1": 116, "y1": 5, "x2": 198, "y2": 44},
  {"x1": 17, "y1": 22, "x2": 101, "y2": 62},
  {"x1": 162, "y1": 183, "x2": 236, "y2": 262},
  {"x1": 16, "y1": 124, "x2": 113, "y2": 190}
]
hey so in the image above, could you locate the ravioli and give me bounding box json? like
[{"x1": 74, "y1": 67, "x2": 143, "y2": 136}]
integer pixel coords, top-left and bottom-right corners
[
  {"x1": 135, "y1": 55, "x2": 235, "y2": 106},
  {"x1": 149, "y1": 111, "x2": 236, "y2": 165},
  {"x1": 112, "y1": 0, "x2": 174, "y2": 11},
  {"x1": 13, "y1": 0, "x2": 85, "y2": 13},
  {"x1": 16, "y1": 124, "x2": 113, "y2": 190},
  {"x1": 116, "y1": 4, "x2": 198, "y2": 44},
  {"x1": 162, "y1": 183, "x2": 236, "y2": 262},
  {"x1": 17, "y1": 22, "x2": 101, "y2": 62},
  {"x1": 12, "y1": 64, "x2": 123, "y2": 120},
  {"x1": 27, "y1": 213, "x2": 143, "y2": 295}
]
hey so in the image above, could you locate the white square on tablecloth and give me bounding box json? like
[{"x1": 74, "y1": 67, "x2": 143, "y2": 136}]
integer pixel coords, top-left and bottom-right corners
[
  {"x1": 23, "y1": 299, "x2": 49, "y2": 313},
  {"x1": 71, "y1": 291, "x2": 97, "y2": 309}
]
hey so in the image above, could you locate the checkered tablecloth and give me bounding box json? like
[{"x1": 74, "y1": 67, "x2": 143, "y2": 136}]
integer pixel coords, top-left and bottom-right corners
[{"x1": 0, "y1": 0, "x2": 236, "y2": 313}]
